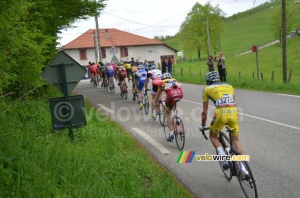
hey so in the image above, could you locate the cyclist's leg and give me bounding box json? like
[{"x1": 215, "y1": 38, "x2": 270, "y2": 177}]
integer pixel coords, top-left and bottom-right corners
[
  {"x1": 165, "y1": 95, "x2": 175, "y2": 140},
  {"x1": 226, "y1": 107, "x2": 242, "y2": 153},
  {"x1": 137, "y1": 79, "x2": 145, "y2": 104},
  {"x1": 151, "y1": 85, "x2": 158, "y2": 116}
]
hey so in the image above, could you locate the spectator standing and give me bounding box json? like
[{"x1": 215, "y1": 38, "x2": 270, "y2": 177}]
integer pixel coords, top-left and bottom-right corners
[
  {"x1": 143, "y1": 59, "x2": 149, "y2": 72},
  {"x1": 167, "y1": 58, "x2": 173, "y2": 74},
  {"x1": 161, "y1": 59, "x2": 167, "y2": 74},
  {"x1": 214, "y1": 52, "x2": 226, "y2": 81},
  {"x1": 206, "y1": 55, "x2": 214, "y2": 72}
]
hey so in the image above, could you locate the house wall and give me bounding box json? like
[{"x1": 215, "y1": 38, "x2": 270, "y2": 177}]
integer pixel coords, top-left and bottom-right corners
[{"x1": 64, "y1": 45, "x2": 175, "y2": 66}]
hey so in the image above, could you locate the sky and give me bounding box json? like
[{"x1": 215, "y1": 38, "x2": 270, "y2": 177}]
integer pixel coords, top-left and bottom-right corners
[{"x1": 57, "y1": 0, "x2": 270, "y2": 46}]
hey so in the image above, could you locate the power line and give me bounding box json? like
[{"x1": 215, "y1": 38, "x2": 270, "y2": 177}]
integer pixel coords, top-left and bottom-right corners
[{"x1": 101, "y1": 10, "x2": 185, "y2": 29}]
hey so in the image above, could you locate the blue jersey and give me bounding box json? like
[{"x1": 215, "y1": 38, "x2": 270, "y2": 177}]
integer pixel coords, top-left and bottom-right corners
[{"x1": 136, "y1": 69, "x2": 147, "y2": 80}]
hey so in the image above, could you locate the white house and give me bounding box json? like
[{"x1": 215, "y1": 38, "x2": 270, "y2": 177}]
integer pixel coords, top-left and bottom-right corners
[{"x1": 62, "y1": 28, "x2": 178, "y2": 66}]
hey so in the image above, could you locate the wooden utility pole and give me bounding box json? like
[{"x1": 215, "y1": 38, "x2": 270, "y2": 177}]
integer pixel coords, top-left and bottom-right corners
[
  {"x1": 206, "y1": 18, "x2": 211, "y2": 56},
  {"x1": 282, "y1": 0, "x2": 287, "y2": 83}
]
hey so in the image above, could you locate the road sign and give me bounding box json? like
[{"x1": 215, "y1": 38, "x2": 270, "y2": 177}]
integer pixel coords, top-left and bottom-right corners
[
  {"x1": 41, "y1": 51, "x2": 86, "y2": 94},
  {"x1": 49, "y1": 95, "x2": 86, "y2": 130},
  {"x1": 110, "y1": 45, "x2": 118, "y2": 54}
]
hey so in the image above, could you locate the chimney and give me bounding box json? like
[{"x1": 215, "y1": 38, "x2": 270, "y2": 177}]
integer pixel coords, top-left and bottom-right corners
[{"x1": 105, "y1": 29, "x2": 109, "y2": 38}]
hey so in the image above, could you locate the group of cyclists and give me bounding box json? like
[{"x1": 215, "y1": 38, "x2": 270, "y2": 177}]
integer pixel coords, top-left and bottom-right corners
[{"x1": 85, "y1": 58, "x2": 248, "y2": 178}]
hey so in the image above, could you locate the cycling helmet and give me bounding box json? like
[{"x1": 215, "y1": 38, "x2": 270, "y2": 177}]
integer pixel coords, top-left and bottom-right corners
[
  {"x1": 148, "y1": 64, "x2": 156, "y2": 70},
  {"x1": 138, "y1": 64, "x2": 144, "y2": 70},
  {"x1": 205, "y1": 71, "x2": 219, "y2": 82},
  {"x1": 161, "y1": 72, "x2": 172, "y2": 80}
]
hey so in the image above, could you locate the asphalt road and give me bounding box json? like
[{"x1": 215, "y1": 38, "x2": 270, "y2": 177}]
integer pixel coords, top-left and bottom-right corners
[{"x1": 73, "y1": 79, "x2": 300, "y2": 198}]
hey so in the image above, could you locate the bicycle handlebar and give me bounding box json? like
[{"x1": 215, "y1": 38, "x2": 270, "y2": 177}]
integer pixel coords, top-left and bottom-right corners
[{"x1": 199, "y1": 127, "x2": 210, "y2": 140}]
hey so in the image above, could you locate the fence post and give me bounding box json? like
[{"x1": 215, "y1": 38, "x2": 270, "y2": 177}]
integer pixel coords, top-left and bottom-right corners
[
  {"x1": 261, "y1": 72, "x2": 263, "y2": 80},
  {"x1": 239, "y1": 71, "x2": 241, "y2": 79},
  {"x1": 288, "y1": 69, "x2": 292, "y2": 83},
  {"x1": 180, "y1": 67, "x2": 183, "y2": 77},
  {"x1": 252, "y1": 71, "x2": 255, "y2": 80},
  {"x1": 200, "y1": 70, "x2": 201, "y2": 76},
  {"x1": 271, "y1": 71, "x2": 274, "y2": 82}
]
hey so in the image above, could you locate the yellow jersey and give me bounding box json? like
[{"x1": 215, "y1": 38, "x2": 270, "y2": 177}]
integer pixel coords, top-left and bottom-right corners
[{"x1": 202, "y1": 82, "x2": 236, "y2": 108}]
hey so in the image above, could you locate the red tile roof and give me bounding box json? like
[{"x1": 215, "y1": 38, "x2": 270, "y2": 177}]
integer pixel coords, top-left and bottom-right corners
[{"x1": 62, "y1": 28, "x2": 177, "y2": 52}]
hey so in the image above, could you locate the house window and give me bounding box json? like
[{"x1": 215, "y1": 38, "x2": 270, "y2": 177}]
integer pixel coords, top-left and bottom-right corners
[
  {"x1": 101, "y1": 48, "x2": 106, "y2": 59},
  {"x1": 120, "y1": 47, "x2": 128, "y2": 57},
  {"x1": 79, "y1": 49, "x2": 87, "y2": 60}
]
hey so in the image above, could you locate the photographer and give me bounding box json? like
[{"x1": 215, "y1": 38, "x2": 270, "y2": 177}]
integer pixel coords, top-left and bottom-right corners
[{"x1": 214, "y1": 52, "x2": 226, "y2": 82}]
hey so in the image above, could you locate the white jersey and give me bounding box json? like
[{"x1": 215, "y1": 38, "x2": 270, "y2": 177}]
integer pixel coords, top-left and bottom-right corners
[{"x1": 149, "y1": 69, "x2": 162, "y2": 81}]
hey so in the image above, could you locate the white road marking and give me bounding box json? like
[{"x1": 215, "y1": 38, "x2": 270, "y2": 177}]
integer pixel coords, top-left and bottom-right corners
[
  {"x1": 132, "y1": 128, "x2": 171, "y2": 155},
  {"x1": 181, "y1": 99, "x2": 300, "y2": 131},
  {"x1": 277, "y1": 94, "x2": 300, "y2": 98},
  {"x1": 97, "y1": 104, "x2": 115, "y2": 114}
]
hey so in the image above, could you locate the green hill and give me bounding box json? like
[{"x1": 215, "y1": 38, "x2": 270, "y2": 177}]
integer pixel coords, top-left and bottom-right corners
[{"x1": 162, "y1": 0, "x2": 300, "y2": 94}]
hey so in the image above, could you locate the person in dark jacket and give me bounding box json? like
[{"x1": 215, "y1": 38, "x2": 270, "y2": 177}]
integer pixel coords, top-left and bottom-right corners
[{"x1": 161, "y1": 59, "x2": 167, "y2": 74}]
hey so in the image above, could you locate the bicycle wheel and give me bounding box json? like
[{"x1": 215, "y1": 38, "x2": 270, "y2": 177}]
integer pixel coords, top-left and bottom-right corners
[
  {"x1": 144, "y1": 95, "x2": 149, "y2": 115},
  {"x1": 93, "y1": 77, "x2": 97, "y2": 87},
  {"x1": 174, "y1": 116, "x2": 185, "y2": 151},
  {"x1": 238, "y1": 161, "x2": 258, "y2": 198},
  {"x1": 106, "y1": 80, "x2": 109, "y2": 91},
  {"x1": 158, "y1": 102, "x2": 165, "y2": 127},
  {"x1": 162, "y1": 112, "x2": 168, "y2": 140},
  {"x1": 218, "y1": 132, "x2": 233, "y2": 180},
  {"x1": 111, "y1": 82, "x2": 115, "y2": 94},
  {"x1": 124, "y1": 89, "x2": 128, "y2": 99}
]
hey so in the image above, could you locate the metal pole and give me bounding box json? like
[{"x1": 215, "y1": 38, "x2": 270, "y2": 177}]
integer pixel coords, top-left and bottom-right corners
[
  {"x1": 59, "y1": 63, "x2": 74, "y2": 141},
  {"x1": 94, "y1": 16, "x2": 100, "y2": 62},
  {"x1": 93, "y1": 31, "x2": 98, "y2": 62}
]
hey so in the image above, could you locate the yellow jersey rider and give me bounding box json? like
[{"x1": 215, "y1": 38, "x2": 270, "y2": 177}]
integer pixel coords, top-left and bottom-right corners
[{"x1": 199, "y1": 71, "x2": 248, "y2": 176}]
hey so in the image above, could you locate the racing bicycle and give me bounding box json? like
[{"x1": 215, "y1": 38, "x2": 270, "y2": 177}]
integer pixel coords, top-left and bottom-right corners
[
  {"x1": 120, "y1": 80, "x2": 128, "y2": 99},
  {"x1": 162, "y1": 99, "x2": 185, "y2": 151},
  {"x1": 200, "y1": 127, "x2": 258, "y2": 198},
  {"x1": 141, "y1": 89, "x2": 150, "y2": 114},
  {"x1": 153, "y1": 99, "x2": 166, "y2": 127}
]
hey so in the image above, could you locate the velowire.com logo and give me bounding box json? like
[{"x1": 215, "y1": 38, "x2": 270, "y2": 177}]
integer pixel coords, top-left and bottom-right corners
[{"x1": 177, "y1": 151, "x2": 250, "y2": 163}]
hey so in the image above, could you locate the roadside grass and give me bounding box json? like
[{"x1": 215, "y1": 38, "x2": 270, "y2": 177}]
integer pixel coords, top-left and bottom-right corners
[
  {"x1": 0, "y1": 96, "x2": 193, "y2": 198},
  {"x1": 172, "y1": 36, "x2": 300, "y2": 95}
]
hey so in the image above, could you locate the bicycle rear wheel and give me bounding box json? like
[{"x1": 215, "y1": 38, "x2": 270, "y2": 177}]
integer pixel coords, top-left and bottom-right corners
[
  {"x1": 93, "y1": 77, "x2": 97, "y2": 87},
  {"x1": 238, "y1": 161, "x2": 258, "y2": 198},
  {"x1": 124, "y1": 89, "x2": 128, "y2": 99},
  {"x1": 162, "y1": 112, "x2": 168, "y2": 140},
  {"x1": 174, "y1": 116, "x2": 185, "y2": 151},
  {"x1": 111, "y1": 82, "x2": 115, "y2": 94},
  {"x1": 144, "y1": 95, "x2": 149, "y2": 115},
  {"x1": 218, "y1": 132, "x2": 233, "y2": 180},
  {"x1": 158, "y1": 102, "x2": 165, "y2": 127}
]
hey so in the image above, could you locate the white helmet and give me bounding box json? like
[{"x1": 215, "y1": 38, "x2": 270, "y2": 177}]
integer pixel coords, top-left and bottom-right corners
[
  {"x1": 162, "y1": 72, "x2": 172, "y2": 80},
  {"x1": 138, "y1": 64, "x2": 144, "y2": 70},
  {"x1": 205, "y1": 71, "x2": 219, "y2": 82}
]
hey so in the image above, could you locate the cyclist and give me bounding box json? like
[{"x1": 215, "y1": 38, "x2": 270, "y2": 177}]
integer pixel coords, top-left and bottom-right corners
[
  {"x1": 198, "y1": 71, "x2": 248, "y2": 176},
  {"x1": 135, "y1": 64, "x2": 147, "y2": 109},
  {"x1": 105, "y1": 63, "x2": 114, "y2": 90},
  {"x1": 131, "y1": 61, "x2": 139, "y2": 101},
  {"x1": 146, "y1": 64, "x2": 162, "y2": 118},
  {"x1": 89, "y1": 62, "x2": 98, "y2": 83},
  {"x1": 124, "y1": 61, "x2": 131, "y2": 82},
  {"x1": 154, "y1": 73, "x2": 183, "y2": 141},
  {"x1": 117, "y1": 63, "x2": 127, "y2": 95},
  {"x1": 100, "y1": 63, "x2": 106, "y2": 87}
]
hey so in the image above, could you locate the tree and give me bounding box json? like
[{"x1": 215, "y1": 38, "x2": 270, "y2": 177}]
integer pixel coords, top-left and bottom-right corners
[
  {"x1": 0, "y1": 0, "x2": 105, "y2": 97},
  {"x1": 178, "y1": 2, "x2": 223, "y2": 59}
]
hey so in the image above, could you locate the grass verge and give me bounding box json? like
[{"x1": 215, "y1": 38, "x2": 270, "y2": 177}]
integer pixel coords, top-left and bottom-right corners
[{"x1": 0, "y1": 96, "x2": 193, "y2": 197}]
